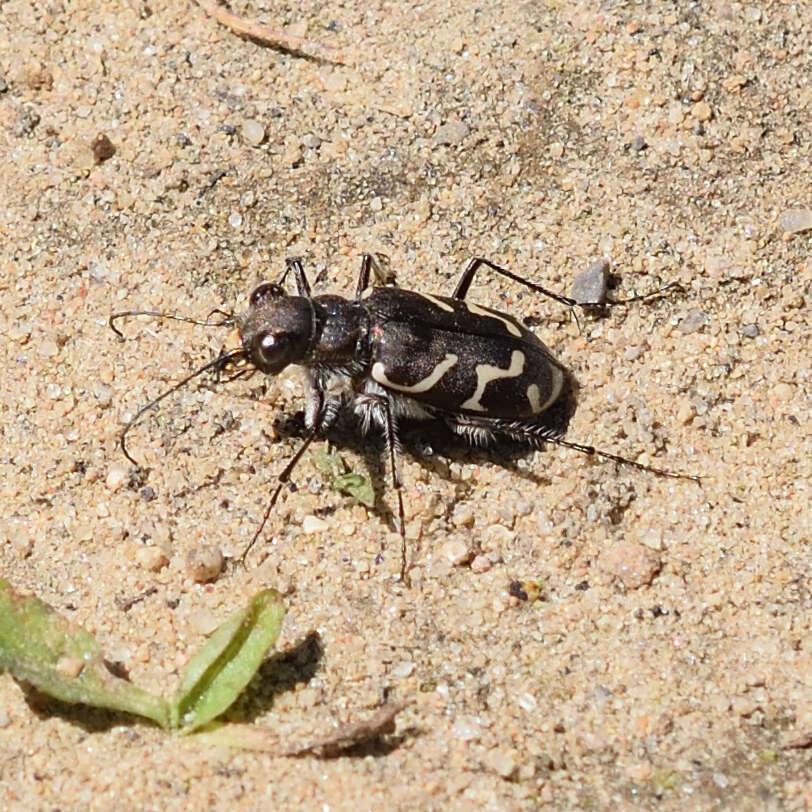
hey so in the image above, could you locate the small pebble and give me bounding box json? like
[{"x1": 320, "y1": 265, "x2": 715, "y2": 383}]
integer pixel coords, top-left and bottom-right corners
[
  {"x1": 451, "y1": 716, "x2": 481, "y2": 741},
  {"x1": 691, "y1": 100, "x2": 713, "y2": 121},
  {"x1": 434, "y1": 120, "x2": 469, "y2": 146},
  {"x1": 773, "y1": 382, "x2": 795, "y2": 401},
  {"x1": 282, "y1": 142, "x2": 302, "y2": 167},
  {"x1": 470, "y1": 554, "x2": 492, "y2": 574},
  {"x1": 105, "y1": 464, "x2": 128, "y2": 492},
  {"x1": 778, "y1": 208, "x2": 812, "y2": 234},
  {"x1": 135, "y1": 545, "x2": 169, "y2": 572},
  {"x1": 322, "y1": 69, "x2": 347, "y2": 92},
  {"x1": 630, "y1": 135, "x2": 647, "y2": 152},
  {"x1": 676, "y1": 398, "x2": 696, "y2": 425},
  {"x1": 68, "y1": 142, "x2": 97, "y2": 172},
  {"x1": 39, "y1": 339, "x2": 59, "y2": 359},
  {"x1": 228, "y1": 211, "x2": 243, "y2": 229},
  {"x1": 440, "y1": 538, "x2": 472, "y2": 566},
  {"x1": 484, "y1": 524, "x2": 514, "y2": 547},
  {"x1": 91, "y1": 133, "x2": 115, "y2": 162},
  {"x1": 186, "y1": 546, "x2": 224, "y2": 582},
  {"x1": 571, "y1": 259, "x2": 610, "y2": 304},
  {"x1": 599, "y1": 541, "x2": 661, "y2": 588},
  {"x1": 301, "y1": 133, "x2": 321, "y2": 149},
  {"x1": 302, "y1": 514, "x2": 329, "y2": 534},
  {"x1": 740, "y1": 323, "x2": 759, "y2": 338},
  {"x1": 393, "y1": 661, "x2": 416, "y2": 678},
  {"x1": 14, "y1": 107, "x2": 40, "y2": 136},
  {"x1": 451, "y1": 504, "x2": 474, "y2": 527},
  {"x1": 93, "y1": 382, "x2": 112, "y2": 406},
  {"x1": 678, "y1": 309, "x2": 709, "y2": 334},
  {"x1": 241, "y1": 118, "x2": 266, "y2": 146},
  {"x1": 485, "y1": 747, "x2": 518, "y2": 779},
  {"x1": 189, "y1": 608, "x2": 220, "y2": 636},
  {"x1": 623, "y1": 344, "x2": 645, "y2": 361},
  {"x1": 517, "y1": 692, "x2": 537, "y2": 712}
]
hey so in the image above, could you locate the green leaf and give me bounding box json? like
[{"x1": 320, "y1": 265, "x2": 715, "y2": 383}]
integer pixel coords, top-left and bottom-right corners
[
  {"x1": 312, "y1": 448, "x2": 375, "y2": 507},
  {"x1": 0, "y1": 579, "x2": 170, "y2": 728},
  {"x1": 171, "y1": 589, "x2": 285, "y2": 732}
]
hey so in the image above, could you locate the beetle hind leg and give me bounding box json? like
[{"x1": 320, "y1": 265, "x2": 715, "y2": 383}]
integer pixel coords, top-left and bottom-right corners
[
  {"x1": 452, "y1": 257, "x2": 576, "y2": 308},
  {"x1": 446, "y1": 416, "x2": 497, "y2": 447}
]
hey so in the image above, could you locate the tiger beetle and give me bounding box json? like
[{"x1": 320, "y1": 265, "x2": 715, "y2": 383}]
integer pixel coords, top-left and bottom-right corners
[{"x1": 110, "y1": 255, "x2": 700, "y2": 578}]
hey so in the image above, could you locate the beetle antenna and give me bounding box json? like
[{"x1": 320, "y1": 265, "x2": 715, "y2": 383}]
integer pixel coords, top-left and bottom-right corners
[
  {"x1": 109, "y1": 309, "x2": 235, "y2": 341},
  {"x1": 119, "y1": 348, "x2": 246, "y2": 466},
  {"x1": 604, "y1": 280, "x2": 683, "y2": 306}
]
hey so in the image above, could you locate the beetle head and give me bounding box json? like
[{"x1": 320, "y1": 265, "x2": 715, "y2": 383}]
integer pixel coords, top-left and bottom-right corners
[{"x1": 240, "y1": 283, "x2": 316, "y2": 375}]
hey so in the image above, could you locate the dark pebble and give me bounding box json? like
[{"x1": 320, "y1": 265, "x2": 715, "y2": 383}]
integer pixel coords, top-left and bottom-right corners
[
  {"x1": 571, "y1": 259, "x2": 610, "y2": 304},
  {"x1": 92, "y1": 133, "x2": 115, "y2": 162}
]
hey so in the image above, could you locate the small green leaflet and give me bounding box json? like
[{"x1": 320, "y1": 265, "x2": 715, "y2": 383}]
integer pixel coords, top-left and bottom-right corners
[
  {"x1": 0, "y1": 580, "x2": 284, "y2": 733},
  {"x1": 312, "y1": 447, "x2": 375, "y2": 507}
]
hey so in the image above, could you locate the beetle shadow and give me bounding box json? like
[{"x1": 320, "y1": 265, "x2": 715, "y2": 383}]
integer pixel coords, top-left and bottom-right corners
[{"x1": 270, "y1": 379, "x2": 579, "y2": 529}]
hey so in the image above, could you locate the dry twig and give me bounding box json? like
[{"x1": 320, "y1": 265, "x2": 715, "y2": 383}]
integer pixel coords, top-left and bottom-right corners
[{"x1": 193, "y1": 0, "x2": 345, "y2": 64}]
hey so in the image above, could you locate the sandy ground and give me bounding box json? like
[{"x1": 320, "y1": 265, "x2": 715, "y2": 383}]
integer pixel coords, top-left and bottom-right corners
[{"x1": 1, "y1": 0, "x2": 810, "y2": 809}]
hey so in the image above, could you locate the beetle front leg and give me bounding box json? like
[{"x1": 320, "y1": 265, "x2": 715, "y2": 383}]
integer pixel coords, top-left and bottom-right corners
[
  {"x1": 354, "y1": 253, "x2": 396, "y2": 299},
  {"x1": 452, "y1": 257, "x2": 576, "y2": 308},
  {"x1": 280, "y1": 257, "x2": 312, "y2": 297},
  {"x1": 239, "y1": 422, "x2": 322, "y2": 564}
]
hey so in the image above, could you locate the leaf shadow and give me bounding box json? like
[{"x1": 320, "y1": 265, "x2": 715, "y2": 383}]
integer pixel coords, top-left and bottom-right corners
[
  {"x1": 225, "y1": 630, "x2": 324, "y2": 722},
  {"x1": 18, "y1": 676, "x2": 154, "y2": 733}
]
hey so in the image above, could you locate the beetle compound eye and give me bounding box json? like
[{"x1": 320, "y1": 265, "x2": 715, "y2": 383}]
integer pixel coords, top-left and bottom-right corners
[
  {"x1": 251, "y1": 331, "x2": 295, "y2": 374},
  {"x1": 249, "y1": 282, "x2": 283, "y2": 309}
]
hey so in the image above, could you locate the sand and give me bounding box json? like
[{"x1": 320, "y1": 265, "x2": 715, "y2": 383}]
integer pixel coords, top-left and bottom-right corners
[{"x1": 0, "y1": 0, "x2": 809, "y2": 808}]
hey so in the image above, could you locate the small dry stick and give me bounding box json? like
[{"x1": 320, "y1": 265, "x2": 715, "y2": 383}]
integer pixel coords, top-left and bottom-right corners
[
  {"x1": 283, "y1": 701, "x2": 410, "y2": 757},
  {"x1": 193, "y1": 0, "x2": 345, "y2": 64}
]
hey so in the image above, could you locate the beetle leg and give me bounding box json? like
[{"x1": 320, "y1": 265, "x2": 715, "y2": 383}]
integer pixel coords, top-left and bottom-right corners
[
  {"x1": 452, "y1": 257, "x2": 577, "y2": 308},
  {"x1": 239, "y1": 422, "x2": 323, "y2": 564},
  {"x1": 281, "y1": 256, "x2": 312, "y2": 297},
  {"x1": 356, "y1": 391, "x2": 408, "y2": 578},
  {"x1": 355, "y1": 253, "x2": 395, "y2": 299},
  {"x1": 354, "y1": 253, "x2": 373, "y2": 298},
  {"x1": 381, "y1": 396, "x2": 408, "y2": 581}
]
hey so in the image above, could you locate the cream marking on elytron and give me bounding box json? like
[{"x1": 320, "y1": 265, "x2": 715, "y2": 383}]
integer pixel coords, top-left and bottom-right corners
[
  {"x1": 461, "y1": 350, "x2": 526, "y2": 412},
  {"x1": 419, "y1": 292, "x2": 455, "y2": 312},
  {"x1": 371, "y1": 353, "x2": 458, "y2": 394},
  {"x1": 540, "y1": 366, "x2": 565, "y2": 412},
  {"x1": 465, "y1": 302, "x2": 522, "y2": 337},
  {"x1": 526, "y1": 383, "x2": 542, "y2": 413}
]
